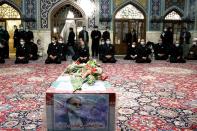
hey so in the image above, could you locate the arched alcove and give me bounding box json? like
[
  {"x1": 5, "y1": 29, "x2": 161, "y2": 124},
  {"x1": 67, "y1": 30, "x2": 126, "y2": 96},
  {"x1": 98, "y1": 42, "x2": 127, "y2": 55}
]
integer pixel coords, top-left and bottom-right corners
[
  {"x1": 113, "y1": 2, "x2": 146, "y2": 55},
  {"x1": 48, "y1": 0, "x2": 86, "y2": 41},
  {"x1": 0, "y1": 2, "x2": 22, "y2": 54},
  {"x1": 163, "y1": 8, "x2": 184, "y2": 41},
  {"x1": 164, "y1": 10, "x2": 182, "y2": 20}
]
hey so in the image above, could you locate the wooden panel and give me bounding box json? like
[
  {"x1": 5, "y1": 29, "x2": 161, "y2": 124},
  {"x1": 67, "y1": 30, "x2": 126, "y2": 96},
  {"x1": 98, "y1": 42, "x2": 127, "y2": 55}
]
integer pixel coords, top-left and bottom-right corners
[{"x1": 114, "y1": 19, "x2": 146, "y2": 55}]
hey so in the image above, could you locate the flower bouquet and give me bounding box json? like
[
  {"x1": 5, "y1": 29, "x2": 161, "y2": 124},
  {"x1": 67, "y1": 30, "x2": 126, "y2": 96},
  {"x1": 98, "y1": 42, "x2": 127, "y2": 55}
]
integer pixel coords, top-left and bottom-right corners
[{"x1": 64, "y1": 59, "x2": 108, "y2": 92}]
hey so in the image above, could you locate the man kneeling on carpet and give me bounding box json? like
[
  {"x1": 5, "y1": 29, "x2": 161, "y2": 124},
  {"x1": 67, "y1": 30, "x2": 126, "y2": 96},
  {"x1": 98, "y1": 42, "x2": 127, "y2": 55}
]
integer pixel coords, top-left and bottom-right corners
[
  {"x1": 124, "y1": 42, "x2": 138, "y2": 60},
  {"x1": 101, "y1": 39, "x2": 117, "y2": 63},
  {"x1": 153, "y1": 39, "x2": 168, "y2": 60},
  {"x1": 72, "y1": 38, "x2": 90, "y2": 63},
  {"x1": 169, "y1": 40, "x2": 186, "y2": 63},
  {"x1": 45, "y1": 36, "x2": 61, "y2": 64},
  {"x1": 136, "y1": 39, "x2": 152, "y2": 63},
  {"x1": 187, "y1": 38, "x2": 197, "y2": 60},
  {"x1": 28, "y1": 39, "x2": 38, "y2": 60},
  {"x1": 15, "y1": 38, "x2": 29, "y2": 64}
]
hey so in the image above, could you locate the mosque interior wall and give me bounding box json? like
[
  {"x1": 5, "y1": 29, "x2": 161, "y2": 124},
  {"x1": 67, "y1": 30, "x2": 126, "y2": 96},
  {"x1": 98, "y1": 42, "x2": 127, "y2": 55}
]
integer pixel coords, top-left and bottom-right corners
[{"x1": 0, "y1": 0, "x2": 196, "y2": 55}]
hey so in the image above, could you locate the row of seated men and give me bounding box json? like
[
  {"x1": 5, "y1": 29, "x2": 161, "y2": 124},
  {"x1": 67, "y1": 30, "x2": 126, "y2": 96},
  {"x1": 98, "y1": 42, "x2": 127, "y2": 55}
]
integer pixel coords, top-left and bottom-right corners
[
  {"x1": 0, "y1": 37, "x2": 196, "y2": 64},
  {"x1": 33, "y1": 37, "x2": 197, "y2": 64},
  {"x1": 45, "y1": 37, "x2": 117, "y2": 64},
  {"x1": 124, "y1": 38, "x2": 197, "y2": 63},
  {"x1": 0, "y1": 38, "x2": 39, "y2": 64}
]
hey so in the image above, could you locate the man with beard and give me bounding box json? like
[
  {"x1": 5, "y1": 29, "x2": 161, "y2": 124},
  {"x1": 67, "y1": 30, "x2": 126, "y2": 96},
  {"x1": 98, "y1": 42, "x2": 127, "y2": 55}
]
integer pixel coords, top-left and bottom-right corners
[
  {"x1": 136, "y1": 39, "x2": 152, "y2": 63},
  {"x1": 15, "y1": 38, "x2": 29, "y2": 64},
  {"x1": 91, "y1": 26, "x2": 101, "y2": 58},
  {"x1": 55, "y1": 96, "x2": 87, "y2": 131},
  {"x1": 45, "y1": 37, "x2": 61, "y2": 64}
]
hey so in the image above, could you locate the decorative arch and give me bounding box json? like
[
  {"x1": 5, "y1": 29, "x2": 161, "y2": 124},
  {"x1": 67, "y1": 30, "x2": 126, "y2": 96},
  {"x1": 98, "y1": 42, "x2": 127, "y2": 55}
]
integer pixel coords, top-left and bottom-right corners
[
  {"x1": 115, "y1": 4, "x2": 144, "y2": 19},
  {"x1": 163, "y1": 6, "x2": 185, "y2": 43},
  {"x1": 0, "y1": 1, "x2": 22, "y2": 19},
  {"x1": 165, "y1": 11, "x2": 181, "y2": 20},
  {"x1": 164, "y1": 6, "x2": 184, "y2": 19},
  {"x1": 113, "y1": 0, "x2": 146, "y2": 55},
  {"x1": 0, "y1": 4, "x2": 20, "y2": 19},
  {"x1": 113, "y1": 0, "x2": 147, "y2": 20},
  {"x1": 0, "y1": 1, "x2": 22, "y2": 54},
  {"x1": 48, "y1": 0, "x2": 86, "y2": 30}
]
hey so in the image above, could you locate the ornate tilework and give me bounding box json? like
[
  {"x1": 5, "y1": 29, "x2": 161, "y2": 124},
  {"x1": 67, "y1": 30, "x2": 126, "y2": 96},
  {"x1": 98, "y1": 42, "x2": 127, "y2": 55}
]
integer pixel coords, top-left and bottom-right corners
[
  {"x1": 189, "y1": 0, "x2": 196, "y2": 20},
  {"x1": 88, "y1": 17, "x2": 95, "y2": 28},
  {"x1": 113, "y1": 0, "x2": 147, "y2": 11},
  {"x1": 115, "y1": 4, "x2": 144, "y2": 19},
  {"x1": 151, "y1": 0, "x2": 160, "y2": 16},
  {"x1": 11, "y1": 0, "x2": 22, "y2": 7},
  {"x1": 0, "y1": 4, "x2": 20, "y2": 18},
  {"x1": 165, "y1": 0, "x2": 185, "y2": 11},
  {"x1": 114, "y1": 0, "x2": 123, "y2": 7},
  {"x1": 100, "y1": 0, "x2": 111, "y2": 19},
  {"x1": 25, "y1": 0, "x2": 37, "y2": 29},
  {"x1": 150, "y1": 0, "x2": 161, "y2": 31},
  {"x1": 40, "y1": 0, "x2": 61, "y2": 29},
  {"x1": 99, "y1": 0, "x2": 112, "y2": 29},
  {"x1": 87, "y1": 1, "x2": 96, "y2": 28},
  {"x1": 187, "y1": 0, "x2": 196, "y2": 30},
  {"x1": 138, "y1": 0, "x2": 147, "y2": 8}
]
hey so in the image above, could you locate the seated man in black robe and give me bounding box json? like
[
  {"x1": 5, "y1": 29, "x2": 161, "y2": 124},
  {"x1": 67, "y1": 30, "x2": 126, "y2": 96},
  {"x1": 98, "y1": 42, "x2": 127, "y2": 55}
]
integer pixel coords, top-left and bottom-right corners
[
  {"x1": 102, "y1": 39, "x2": 117, "y2": 63},
  {"x1": 124, "y1": 42, "x2": 138, "y2": 60},
  {"x1": 169, "y1": 41, "x2": 186, "y2": 63},
  {"x1": 28, "y1": 39, "x2": 38, "y2": 60},
  {"x1": 45, "y1": 37, "x2": 61, "y2": 64},
  {"x1": 153, "y1": 39, "x2": 168, "y2": 60},
  {"x1": 187, "y1": 38, "x2": 197, "y2": 60},
  {"x1": 0, "y1": 40, "x2": 5, "y2": 63},
  {"x1": 76, "y1": 38, "x2": 90, "y2": 63},
  {"x1": 58, "y1": 37, "x2": 67, "y2": 61},
  {"x1": 136, "y1": 39, "x2": 152, "y2": 63},
  {"x1": 15, "y1": 39, "x2": 29, "y2": 64}
]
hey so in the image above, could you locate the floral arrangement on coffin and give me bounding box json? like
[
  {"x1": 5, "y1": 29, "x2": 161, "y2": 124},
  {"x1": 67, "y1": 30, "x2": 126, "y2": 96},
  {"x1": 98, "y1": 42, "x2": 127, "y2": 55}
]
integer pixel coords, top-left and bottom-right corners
[{"x1": 64, "y1": 59, "x2": 108, "y2": 92}]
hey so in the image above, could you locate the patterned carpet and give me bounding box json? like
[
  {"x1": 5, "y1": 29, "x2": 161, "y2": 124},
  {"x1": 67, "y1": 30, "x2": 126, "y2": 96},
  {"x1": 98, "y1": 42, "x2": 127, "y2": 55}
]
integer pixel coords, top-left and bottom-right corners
[{"x1": 0, "y1": 59, "x2": 197, "y2": 130}]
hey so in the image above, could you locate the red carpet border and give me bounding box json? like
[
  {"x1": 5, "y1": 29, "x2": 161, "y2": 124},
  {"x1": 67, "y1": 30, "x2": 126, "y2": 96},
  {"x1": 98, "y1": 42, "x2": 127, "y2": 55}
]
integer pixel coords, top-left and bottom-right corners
[{"x1": 0, "y1": 60, "x2": 197, "y2": 130}]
